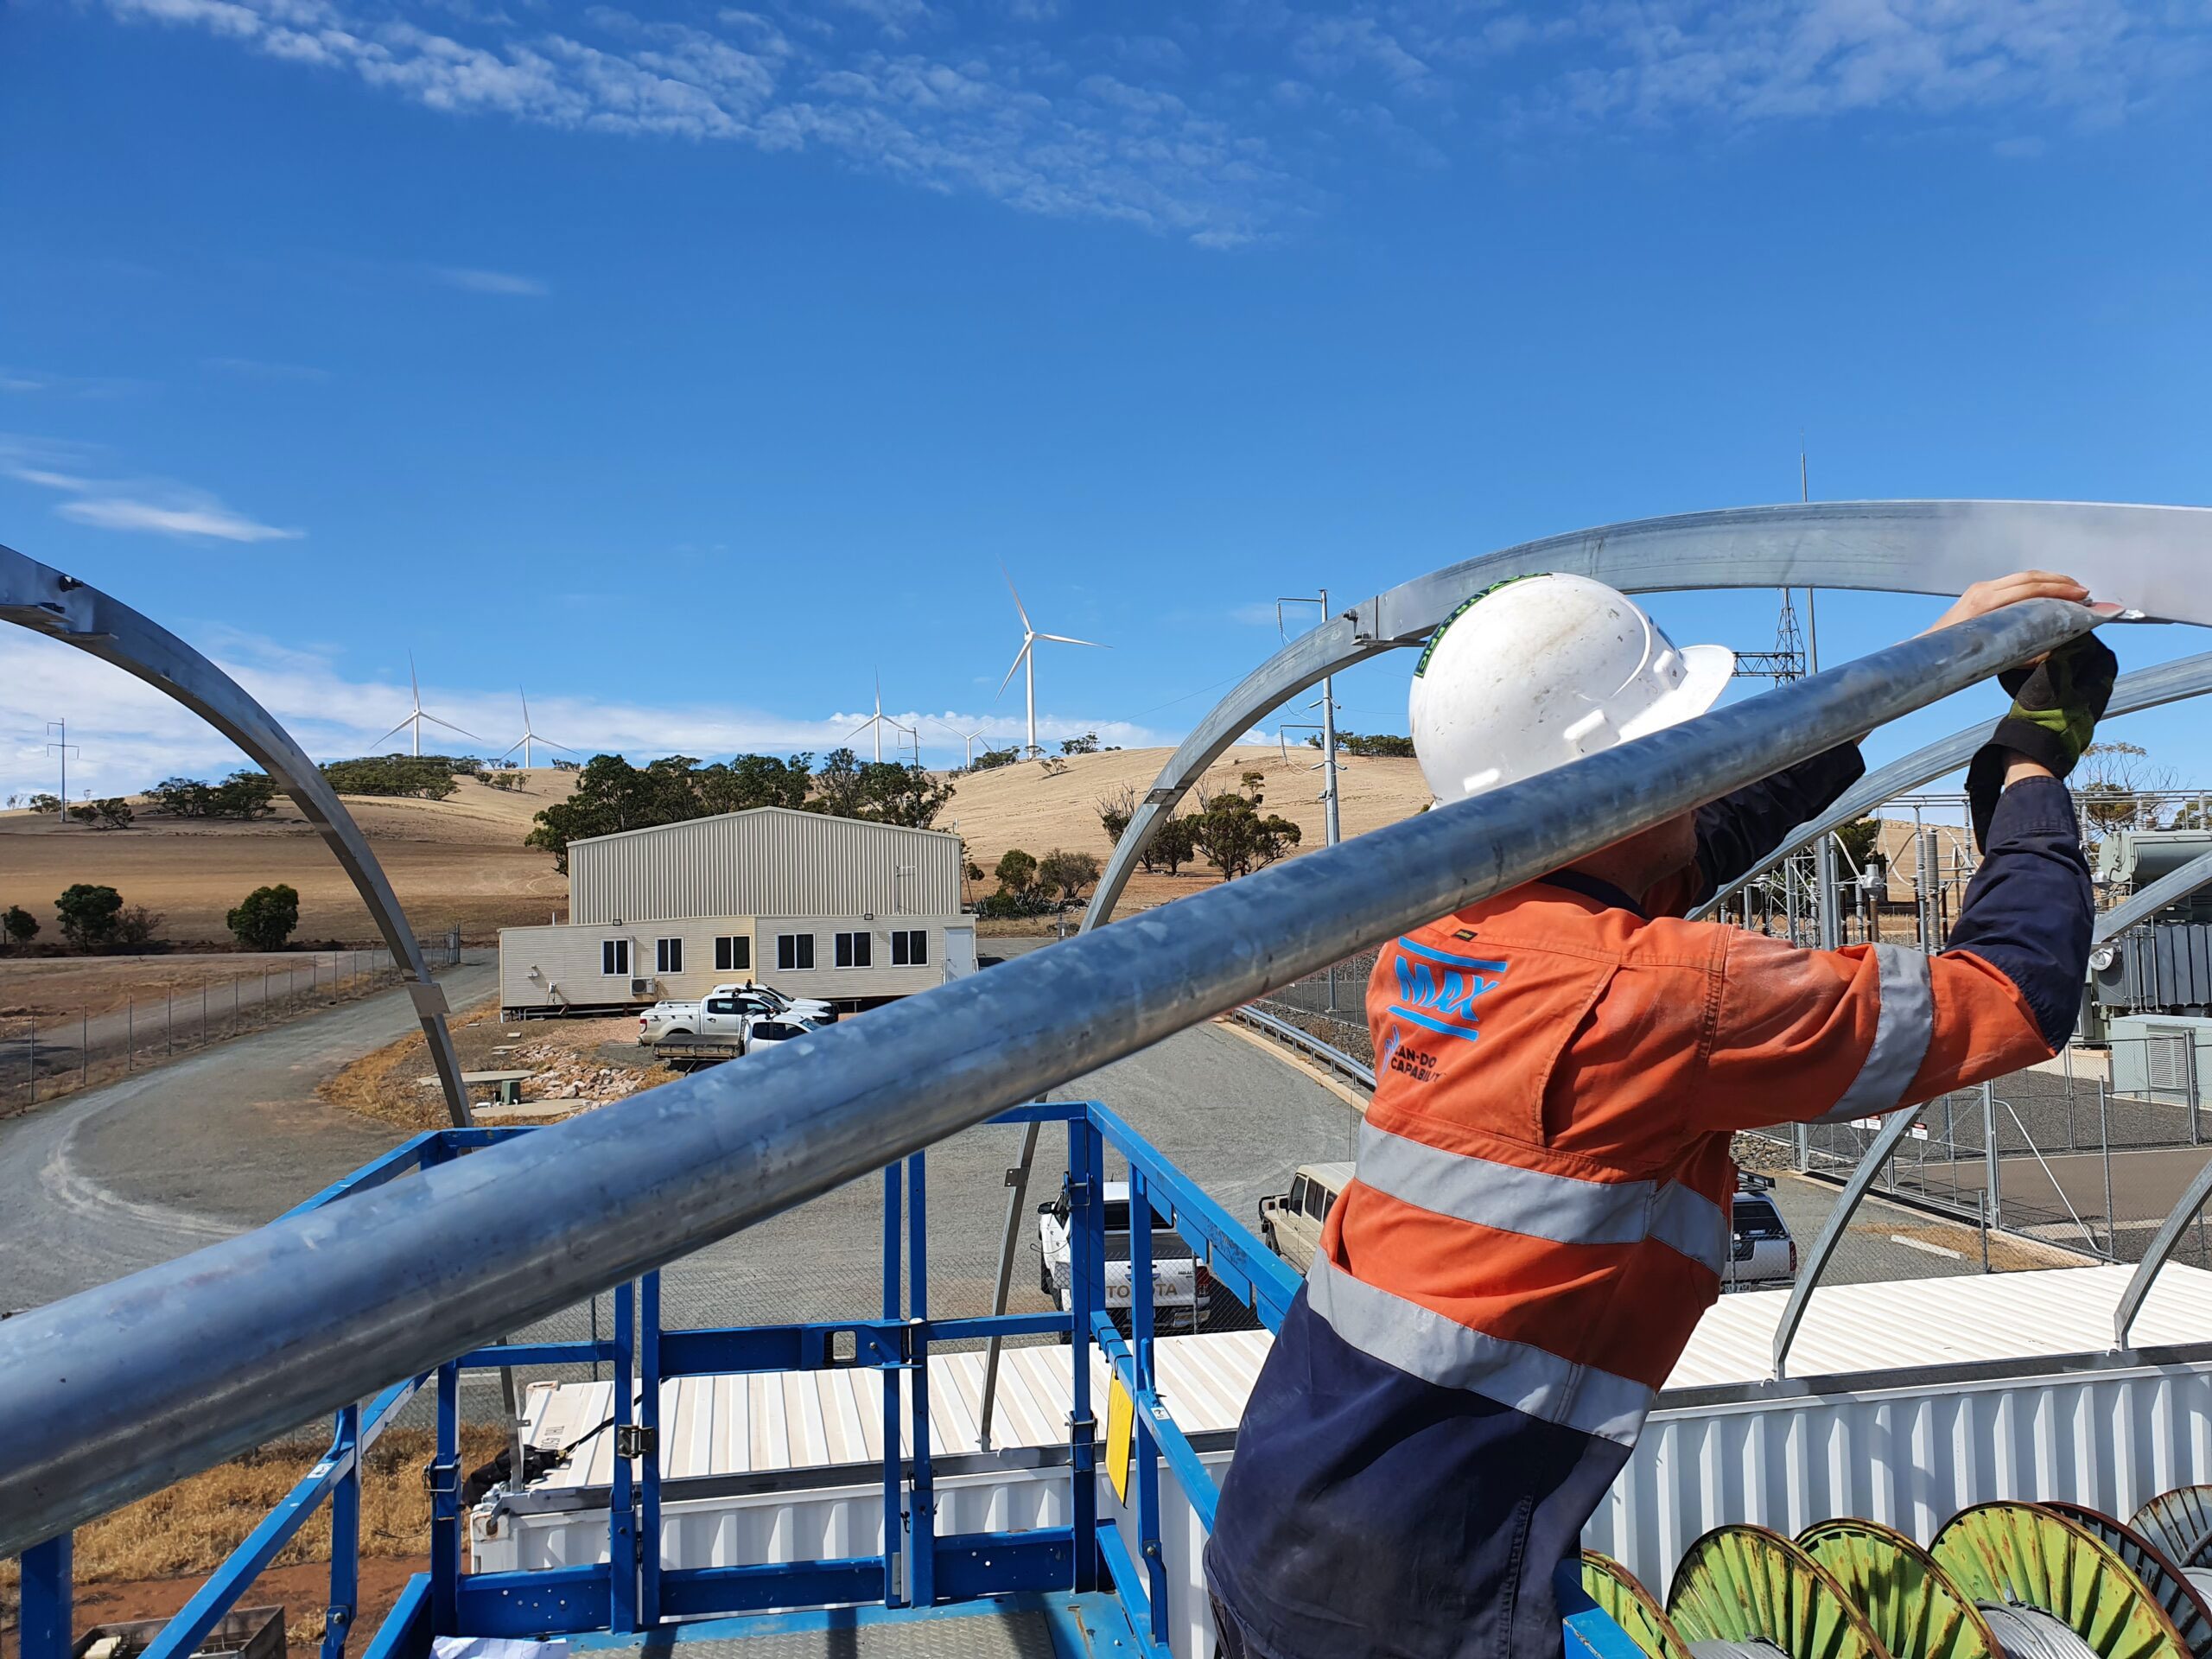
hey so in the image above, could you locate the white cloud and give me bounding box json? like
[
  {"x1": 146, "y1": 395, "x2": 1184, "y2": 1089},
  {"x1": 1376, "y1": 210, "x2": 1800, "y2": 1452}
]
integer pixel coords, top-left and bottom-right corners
[
  {"x1": 0, "y1": 436, "x2": 302, "y2": 544},
  {"x1": 431, "y1": 264, "x2": 552, "y2": 296},
  {"x1": 83, "y1": 0, "x2": 2210, "y2": 247},
  {"x1": 0, "y1": 628, "x2": 1166, "y2": 802}
]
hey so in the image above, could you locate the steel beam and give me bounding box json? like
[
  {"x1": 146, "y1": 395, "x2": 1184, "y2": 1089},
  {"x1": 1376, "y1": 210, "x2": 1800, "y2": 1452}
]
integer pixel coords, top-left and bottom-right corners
[
  {"x1": 1695, "y1": 652, "x2": 2212, "y2": 919},
  {"x1": 0, "y1": 543, "x2": 473, "y2": 1128},
  {"x1": 0, "y1": 599, "x2": 2100, "y2": 1554},
  {"x1": 1083, "y1": 501, "x2": 2212, "y2": 934}
]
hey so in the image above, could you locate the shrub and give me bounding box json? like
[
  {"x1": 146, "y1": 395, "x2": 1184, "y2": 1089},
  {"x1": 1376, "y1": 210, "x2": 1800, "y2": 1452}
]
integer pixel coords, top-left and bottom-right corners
[
  {"x1": 94, "y1": 798, "x2": 134, "y2": 830},
  {"x1": 228, "y1": 883, "x2": 302, "y2": 951},
  {"x1": 1060, "y1": 732, "x2": 1100, "y2": 755},
  {"x1": 55, "y1": 883, "x2": 124, "y2": 948},
  {"x1": 113, "y1": 905, "x2": 164, "y2": 947},
  {"x1": 1147, "y1": 815, "x2": 1197, "y2": 876},
  {"x1": 3, "y1": 905, "x2": 36, "y2": 947},
  {"x1": 995, "y1": 849, "x2": 1039, "y2": 895},
  {"x1": 27, "y1": 792, "x2": 60, "y2": 814},
  {"x1": 1096, "y1": 785, "x2": 1135, "y2": 848},
  {"x1": 1039, "y1": 849, "x2": 1100, "y2": 906}
]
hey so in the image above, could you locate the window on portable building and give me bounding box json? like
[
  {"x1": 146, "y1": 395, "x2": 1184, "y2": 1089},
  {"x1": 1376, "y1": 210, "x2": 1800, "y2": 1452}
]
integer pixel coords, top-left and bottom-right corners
[
  {"x1": 892, "y1": 929, "x2": 927, "y2": 966},
  {"x1": 835, "y1": 931, "x2": 872, "y2": 968},
  {"x1": 657, "y1": 938, "x2": 683, "y2": 975},
  {"x1": 601, "y1": 939, "x2": 630, "y2": 976},
  {"x1": 778, "y1": 933, "x2": 816, "y2": 971},
  {"x1": 715, "y1": 935, "x2": 750, "y2": 972}
]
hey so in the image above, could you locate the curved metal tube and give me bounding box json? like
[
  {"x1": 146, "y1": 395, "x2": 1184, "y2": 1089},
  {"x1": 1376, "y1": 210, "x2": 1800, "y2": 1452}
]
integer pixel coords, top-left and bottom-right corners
[
  {"x1": 2094, "y1": 850, "x2": 2212, "y2": 945},
  {"x1": 1695, "y1": 652, "x2": 2212, "y2": 918},
  {"x1": 1770, "y1": 1106, "x2": 1930, "y2": 1377},
  {"x1": 0, "y1": 543, "x2": 472, "y2": 1128},
  {"x1": 1083, "y1": 501, "x2": 2212, "y2": 933},
  {"x1": 0, "y1": 601, "x2": 2099, "y2": 1554}
]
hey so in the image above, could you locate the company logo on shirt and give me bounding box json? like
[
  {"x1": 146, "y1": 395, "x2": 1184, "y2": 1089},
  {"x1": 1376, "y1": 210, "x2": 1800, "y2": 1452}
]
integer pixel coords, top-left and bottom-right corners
[{"x1": 1387, "y1": 938, "x2": 1506, "y2": 1044}]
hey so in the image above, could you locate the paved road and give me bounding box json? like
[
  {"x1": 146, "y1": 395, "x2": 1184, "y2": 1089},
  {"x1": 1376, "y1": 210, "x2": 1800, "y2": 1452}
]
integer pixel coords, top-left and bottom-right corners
[{"x1": 0, "y1": 960, "x2": 497, "y2": 1311}]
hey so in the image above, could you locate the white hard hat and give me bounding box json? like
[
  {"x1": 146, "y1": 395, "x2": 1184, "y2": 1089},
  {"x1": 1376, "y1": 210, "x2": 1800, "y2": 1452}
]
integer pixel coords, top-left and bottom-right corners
[{"x1": 1408, "y1": 572, "x2": 1734, "y2": 805}]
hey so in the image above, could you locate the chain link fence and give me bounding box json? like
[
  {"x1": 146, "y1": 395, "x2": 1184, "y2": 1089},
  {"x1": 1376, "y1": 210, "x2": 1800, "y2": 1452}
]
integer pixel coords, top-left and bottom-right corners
[{"x1": 0, "y1": 935, "x2": 464, "y2": 1117}]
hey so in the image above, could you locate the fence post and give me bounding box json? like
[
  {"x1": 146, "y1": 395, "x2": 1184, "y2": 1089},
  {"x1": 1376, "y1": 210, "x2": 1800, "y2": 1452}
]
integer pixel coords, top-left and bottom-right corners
[
  {"x1": 1980, "y1": 1187, "x2": 1992, "y2": 1274},
  {"x1": 2101, "y1": 1078, "x2": 2117, "y2": 1260},
  {"x1": 80, "y1": 1010, "x2": 87, "y2": 1088},
  {"x1": 167, "y1": 988, "x2": 173, "y2": 1057},
  {"x1": 126, "y1": 996, "x2": 133, "y2": 1071},
  {"x1": 1981, "y1": 1082, "x2": 2001, "y2": 1234},
  {"x1": 2191, "y1": 1036, "x2": 2203, "y2": 1148},
  {"x1": 26, "y1": 1014, "x2": 35, "y2": 1105},
  {"x1": 201, "y1": 982, "x2": 208, "y2": 1049}
]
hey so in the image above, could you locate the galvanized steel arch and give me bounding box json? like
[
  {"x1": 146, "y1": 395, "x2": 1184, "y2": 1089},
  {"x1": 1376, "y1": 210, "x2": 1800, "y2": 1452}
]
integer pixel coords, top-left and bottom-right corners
[
  {"x1": 0, "y1": 543, "x2": 474, "y2": 1128},
  {"x1": 1081, "y1": 500, "x2": 2212, "y2": 934},
  {"x1": 1696, "y1": 652, "x2": 2212, "y2": 919}
]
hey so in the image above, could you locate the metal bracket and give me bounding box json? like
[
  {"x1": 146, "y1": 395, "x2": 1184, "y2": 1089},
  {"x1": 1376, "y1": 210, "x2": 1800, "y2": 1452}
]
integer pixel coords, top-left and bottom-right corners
[
  {"x1": 422, "y1": 1458, "x2": 458, "y2": 1497},
  {"x1": 614, "y1": 1424, "x2": 657, "y2": 1460},
  {"x1": 1067, "y1": 1178, "x2": 1093, "y2": 1209}
]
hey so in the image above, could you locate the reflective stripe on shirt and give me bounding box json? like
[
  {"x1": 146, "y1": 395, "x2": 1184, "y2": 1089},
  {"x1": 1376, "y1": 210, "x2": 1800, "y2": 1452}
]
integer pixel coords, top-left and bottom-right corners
[
  {"x1": 1304, "y1": 1255, "x2": 1656, "y2": 1446},
  {"x1": 1813, "y1": 944, "x2": 1936, "y2": 1123},
  {"x1": 1353, "y1": 1119, "x2": 1729, "y2": 1274}
]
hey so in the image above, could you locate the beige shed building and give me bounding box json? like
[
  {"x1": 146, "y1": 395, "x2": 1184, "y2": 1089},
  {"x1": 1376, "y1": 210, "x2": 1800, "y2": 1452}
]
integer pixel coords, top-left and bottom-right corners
[{"x1": 499, "y1": 808, "x2": 975, "y2": 1016}]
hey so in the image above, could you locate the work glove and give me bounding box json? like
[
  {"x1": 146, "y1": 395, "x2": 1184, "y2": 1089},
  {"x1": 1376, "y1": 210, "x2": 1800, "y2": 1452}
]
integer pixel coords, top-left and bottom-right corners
[{"x1": 1965, "y1": 632, "x2": 2118, "y2": 849}]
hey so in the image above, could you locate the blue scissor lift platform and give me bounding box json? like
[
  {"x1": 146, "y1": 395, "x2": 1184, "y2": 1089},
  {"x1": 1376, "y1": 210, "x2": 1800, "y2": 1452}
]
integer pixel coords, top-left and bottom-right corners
[{"x1": 14, "y1": 1105, "x2": 1645, "y2": 1659}]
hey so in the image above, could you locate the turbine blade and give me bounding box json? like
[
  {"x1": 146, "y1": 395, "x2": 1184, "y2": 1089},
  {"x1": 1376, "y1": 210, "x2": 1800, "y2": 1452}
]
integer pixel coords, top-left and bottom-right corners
[
  {"x1": 500, "y1": 737, "x2": 527, "y2": 760},
  {"x1": 420, "y1": 714, "x2": 484, "y2": 741},
  {"x1": 1036, "y1": 632, "x2": 1108, "y2": 649},
  {"x1": 410, "y1": 652, "x2": 421, "y2": 709},
  {"x1": 542, "y1": 738, "x2": 580, "y2": 754},
  {"x1": 369, "y1": 720, "x2": 414, "y2": 750},
  {"x1": 1001, "y1": 564, "x2": 1032, "y2": 631},
  {"x1": 995, "y1": 640, "x2": 1030, "y2": 699}
]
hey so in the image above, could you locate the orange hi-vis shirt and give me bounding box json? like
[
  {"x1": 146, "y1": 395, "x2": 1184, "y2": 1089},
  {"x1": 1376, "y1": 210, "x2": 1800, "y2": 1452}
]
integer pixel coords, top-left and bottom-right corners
[
  {"x1": 1207, "y1": 763, "x2": 2094, "y2": 1659},
  {"x1": 1324, "y1": 870, "x2": 2058, "y2": 1427}
]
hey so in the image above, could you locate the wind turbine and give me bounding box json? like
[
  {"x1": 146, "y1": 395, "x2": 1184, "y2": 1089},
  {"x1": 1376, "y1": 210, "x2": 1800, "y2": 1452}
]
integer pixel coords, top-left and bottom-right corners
[
  {"x1": 849, "y1": 673, "x2": 900, "y2": 763},
  {"x1": 501, "y1": 689, "x2": 576, "y2": 769},
  {"x1": 931, "y1": 716, "x2": 988, "y2": 768},
  {"x1": 371, "y1": 654, "x2": 482, "y2": 757},
  {"x1": 996, "y1": 568, "x2": 1107, "y2": 758}
]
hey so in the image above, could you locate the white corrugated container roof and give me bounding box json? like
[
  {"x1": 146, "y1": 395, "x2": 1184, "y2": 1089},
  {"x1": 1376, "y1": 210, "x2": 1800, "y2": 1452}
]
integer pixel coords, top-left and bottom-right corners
[
  {"x1": 516, "y1": 1268, "x2": 2212, "y2": 1491},
  {"x1": 1669, "y1": 1262, "x2": 2212, "y2": 1388}
]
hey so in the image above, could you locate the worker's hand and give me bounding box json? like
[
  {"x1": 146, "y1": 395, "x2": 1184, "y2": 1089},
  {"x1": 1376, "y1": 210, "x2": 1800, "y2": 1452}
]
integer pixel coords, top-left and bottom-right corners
[
  {"x1": 1964, "y1": 629, "x2": 2119, "y2": 849},
  {"x1": 1923, "y1": 571, "x2": 2090, "y2": 635}
]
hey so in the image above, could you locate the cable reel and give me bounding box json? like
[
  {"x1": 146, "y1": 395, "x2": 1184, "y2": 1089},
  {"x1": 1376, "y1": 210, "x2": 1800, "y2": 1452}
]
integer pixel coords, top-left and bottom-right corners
[
  {"x1": 1932, "y1": 1501, "x2": 2191, "y2": 1659},
  {"x1": 2132, "y1": 1489, "x2": 2212, "y2": 1600},
  {"x1": 1798, "y1": 1516, "x2": 1999, "y2": 1659},
  {"x1": 2037, "y1": 1502, "x2": 2212, "y2": 1659},
  {"x1": 1583, "y1": 1551, "x2": 1697, "y2": 1659},
  {"x1": 1667, "y1": 1525, "x2": 1889, "y2": 1659}
]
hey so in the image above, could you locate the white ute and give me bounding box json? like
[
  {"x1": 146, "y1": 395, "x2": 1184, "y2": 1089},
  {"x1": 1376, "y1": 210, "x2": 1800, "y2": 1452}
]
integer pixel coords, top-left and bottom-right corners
[
  {"x1": 639, "y1": 982, "x2": 835, "y2": 1044},
  {"x1": 1036, "y1": 1177, "x2": 1206, "y2": 1334}
]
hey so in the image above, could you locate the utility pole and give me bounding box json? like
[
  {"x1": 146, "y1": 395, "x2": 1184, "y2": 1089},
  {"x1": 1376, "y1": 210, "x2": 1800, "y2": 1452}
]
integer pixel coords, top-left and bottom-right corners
[
  {"x1": 1800, "y1": 441, "x2": 1842, "y2": 952},
  {"x1": 1277, "y1": 591, "x2": 1341, "y2": 849},
  {"x1": 44, "y1": 720, "x2": 79, "y2": 827}
]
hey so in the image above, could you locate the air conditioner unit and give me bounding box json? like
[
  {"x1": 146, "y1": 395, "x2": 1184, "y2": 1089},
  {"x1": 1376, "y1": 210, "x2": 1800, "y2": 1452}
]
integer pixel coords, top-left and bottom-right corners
[{"x1": 630, "y1": 979, "x2": 652, "y2": 998}]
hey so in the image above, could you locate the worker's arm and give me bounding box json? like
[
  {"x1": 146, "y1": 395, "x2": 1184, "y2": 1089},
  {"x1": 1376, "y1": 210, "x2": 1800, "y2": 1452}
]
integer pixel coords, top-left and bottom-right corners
[
  {"x1": 1688, "y1": 742, "x2": 1866, "y2": 899},
  {"x1": 1693, "y1": 756, "x2": 2091, "y2": 1131}
]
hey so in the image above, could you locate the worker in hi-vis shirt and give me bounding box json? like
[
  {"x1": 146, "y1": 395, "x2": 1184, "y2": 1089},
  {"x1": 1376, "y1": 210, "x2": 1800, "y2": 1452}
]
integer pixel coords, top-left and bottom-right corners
[{"x1": 1204, "y1": 570, "x2": 2115, "y2": 1659}]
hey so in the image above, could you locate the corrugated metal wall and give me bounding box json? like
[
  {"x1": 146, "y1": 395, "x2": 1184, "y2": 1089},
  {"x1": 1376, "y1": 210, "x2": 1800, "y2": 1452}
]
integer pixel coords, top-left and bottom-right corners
[
  {"x1": 1587, "y1": 1363, "x2": 2212, "y2": 1593},
  {"x1": 570, "y1": 808, "x2": 963, "y2": 925}
]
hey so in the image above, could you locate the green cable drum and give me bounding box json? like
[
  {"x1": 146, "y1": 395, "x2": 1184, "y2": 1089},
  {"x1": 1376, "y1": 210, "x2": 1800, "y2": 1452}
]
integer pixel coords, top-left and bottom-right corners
[
  {"x1": 1668, "y1": 1525, "x2": 1890, "y2": 1659},
  {"x1": 1584, "y1": 1551, "x2": 1698, "y2": 1659},
  {"x1": 2037, "y1": 1503, "x2": 2212, "y2": 1659},
  {"x1": 1800, "y1": 1517, "x2": 1999, "y2": 1659},
  {"x1": 1931, "y1": 1502, "x2": 2192, "y2": 1659}
]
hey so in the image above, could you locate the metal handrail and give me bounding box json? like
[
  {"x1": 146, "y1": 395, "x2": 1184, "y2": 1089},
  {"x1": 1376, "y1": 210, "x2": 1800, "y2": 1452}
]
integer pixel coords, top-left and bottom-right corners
[
  {"x1": 1231, "y1": 1004, "x2": 1376, "y2": 1093},
  {"x1": 0, "y1": 599, "x2": 2098, "y2": 1555}
]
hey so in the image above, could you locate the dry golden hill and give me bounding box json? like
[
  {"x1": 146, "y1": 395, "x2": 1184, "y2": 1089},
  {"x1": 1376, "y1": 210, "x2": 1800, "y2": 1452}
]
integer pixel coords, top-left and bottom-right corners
[
  {"x1": 0, "y1": 751, "x2": 1440, "y2": 946},
  {"x1": 941, "y1": 745, "x2": 1433, "y2": 911},
  {"x1": 0, "y1": 768, "x2": 578, "y2": 944}
]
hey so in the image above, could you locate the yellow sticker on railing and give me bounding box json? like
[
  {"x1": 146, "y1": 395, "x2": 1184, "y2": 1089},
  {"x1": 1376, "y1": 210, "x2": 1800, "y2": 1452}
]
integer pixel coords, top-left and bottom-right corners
[{"x1": 1105, "y1": 1374, "x2": 1135, "y2": 1504}]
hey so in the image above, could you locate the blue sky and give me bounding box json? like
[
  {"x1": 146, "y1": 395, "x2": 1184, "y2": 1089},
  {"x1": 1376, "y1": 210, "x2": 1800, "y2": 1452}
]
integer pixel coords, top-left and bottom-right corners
[{"x1": 5, "y1": 0, "x2": 2212, "y2": 804}]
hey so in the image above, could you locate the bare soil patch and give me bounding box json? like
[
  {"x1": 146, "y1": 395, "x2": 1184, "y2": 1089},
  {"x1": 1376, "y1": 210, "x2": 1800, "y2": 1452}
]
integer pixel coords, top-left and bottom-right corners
[{"x1": 320, "y1": 1008, "x2": 673, "y2": 1131}]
